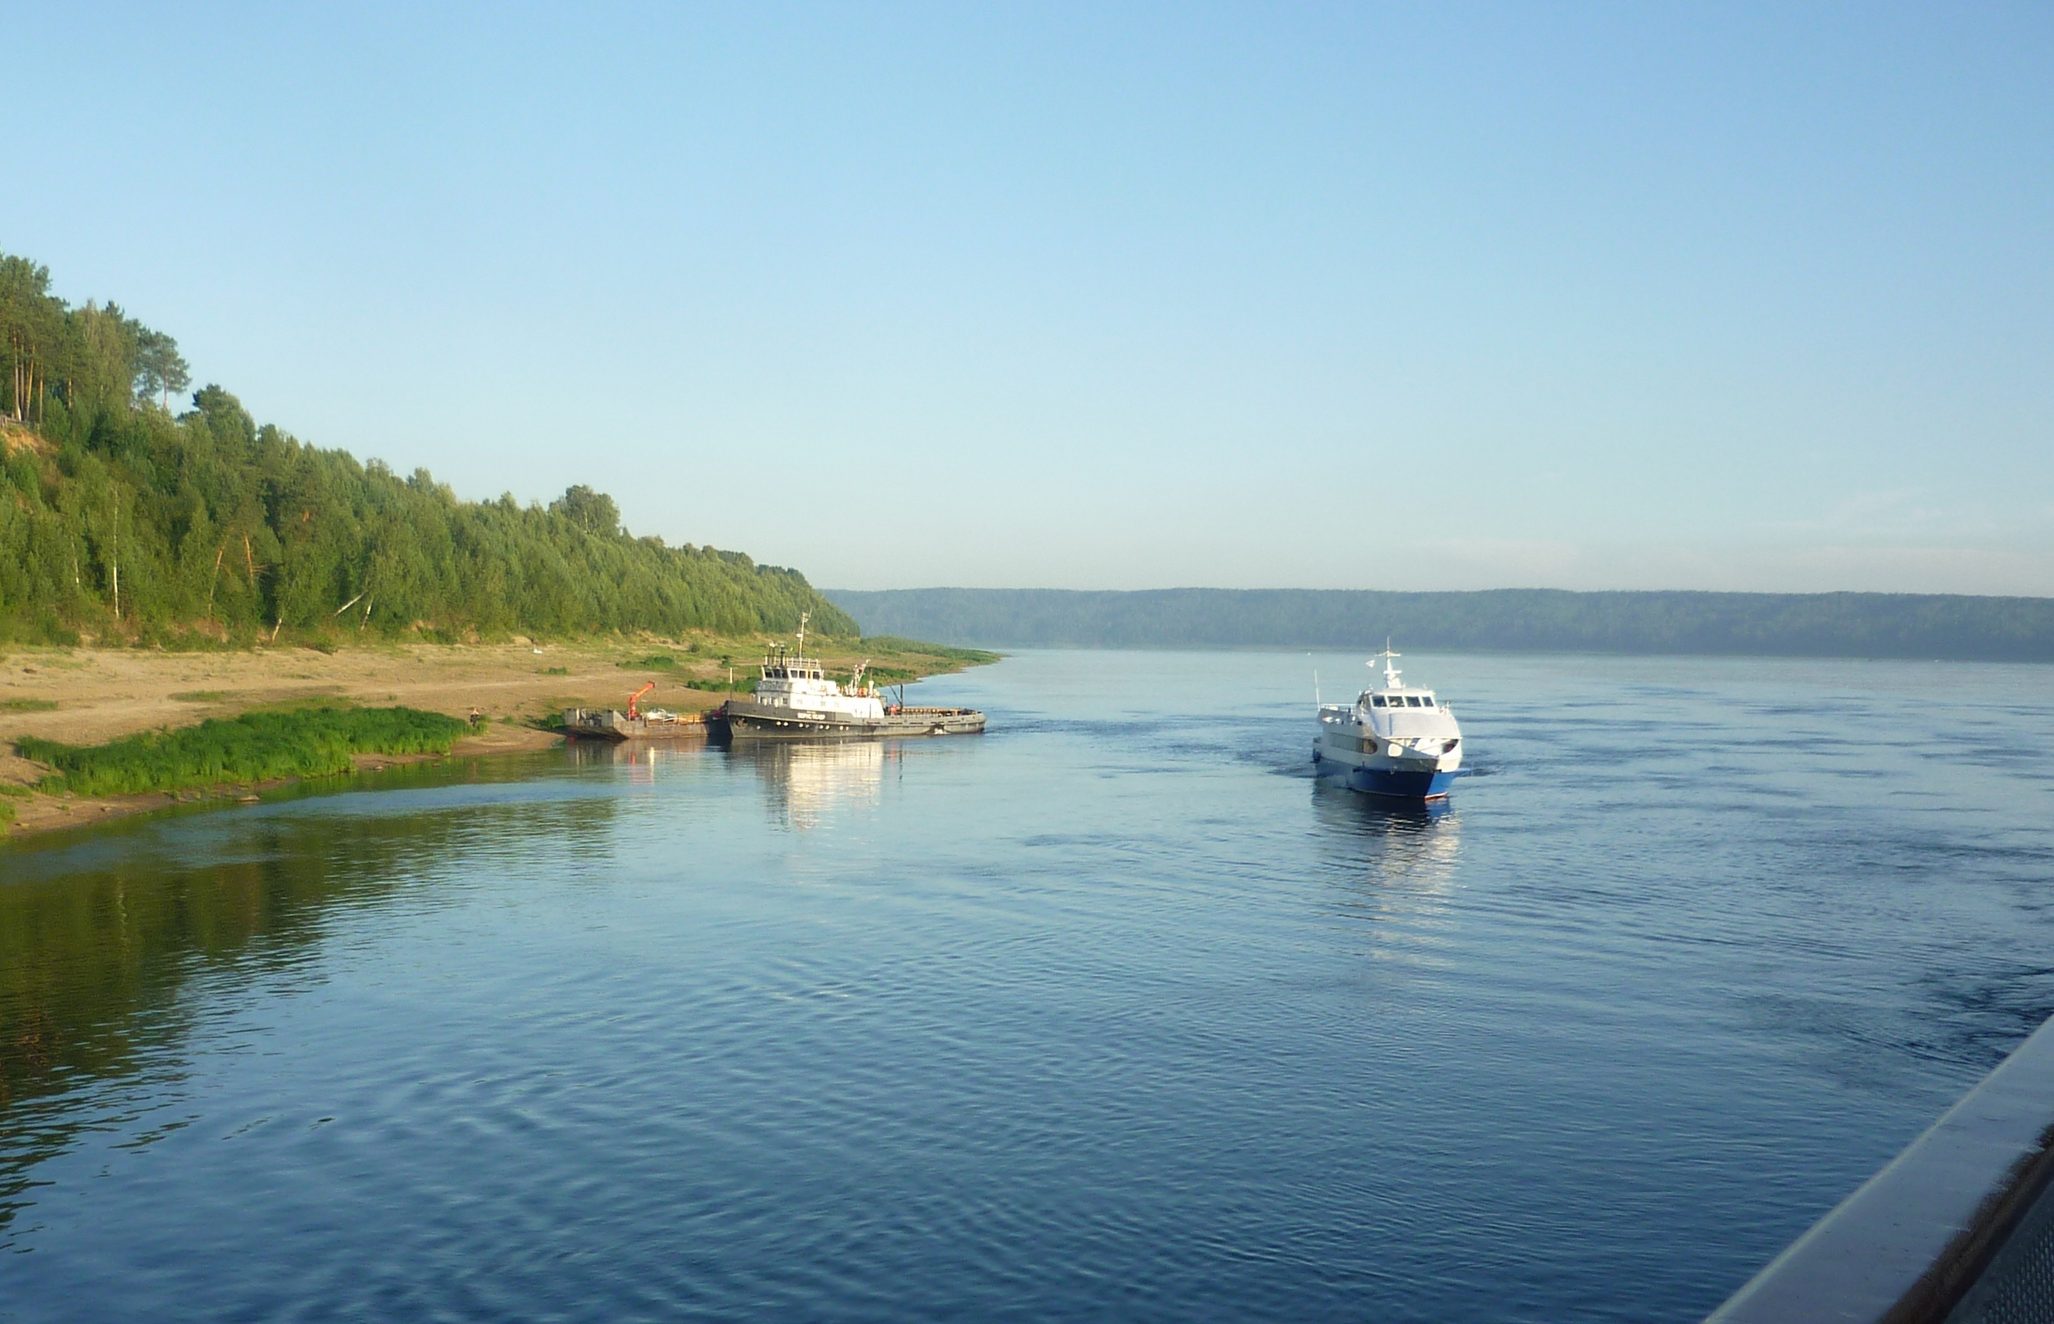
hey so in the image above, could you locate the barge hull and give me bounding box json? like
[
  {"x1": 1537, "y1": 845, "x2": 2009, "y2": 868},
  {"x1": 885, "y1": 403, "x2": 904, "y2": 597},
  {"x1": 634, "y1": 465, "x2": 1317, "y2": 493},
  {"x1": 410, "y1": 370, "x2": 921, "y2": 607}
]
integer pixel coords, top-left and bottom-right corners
[
  {"x1": 561, "y1": 708, "x2": 713, "y2": 741},
  {"x1": 720, "y1": 701, "x2": 985, "y2": 741}
]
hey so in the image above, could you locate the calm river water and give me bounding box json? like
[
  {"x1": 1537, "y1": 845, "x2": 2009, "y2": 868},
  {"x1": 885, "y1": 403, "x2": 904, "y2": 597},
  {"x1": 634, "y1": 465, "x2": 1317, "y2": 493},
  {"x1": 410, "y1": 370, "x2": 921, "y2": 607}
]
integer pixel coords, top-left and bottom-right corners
[{"x1": 4, "y1": 649, "x2": 2054, "y2": 1322}]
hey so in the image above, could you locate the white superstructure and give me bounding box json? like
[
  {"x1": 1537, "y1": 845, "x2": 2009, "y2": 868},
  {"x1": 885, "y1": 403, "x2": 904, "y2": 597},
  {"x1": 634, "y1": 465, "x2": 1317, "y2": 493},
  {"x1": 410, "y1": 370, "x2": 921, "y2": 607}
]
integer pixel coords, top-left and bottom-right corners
[
  {"x1": 744, "y1": 614, "x2": 887, "y2": 724},
  {"x1": 1313, "y1": 645, "x2": 1463, "y2": 800}
]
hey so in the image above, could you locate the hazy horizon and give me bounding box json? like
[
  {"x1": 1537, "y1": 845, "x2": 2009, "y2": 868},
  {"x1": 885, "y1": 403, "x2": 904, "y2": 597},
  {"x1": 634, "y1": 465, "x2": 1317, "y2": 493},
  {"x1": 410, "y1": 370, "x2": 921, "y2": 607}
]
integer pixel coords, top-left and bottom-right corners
[
  {"x1": 827, "y1": 583, "x2": 2054, "y2": 602},
  {"x1": 16, "y1": 3, "x2": 2051, "y2": 598}
]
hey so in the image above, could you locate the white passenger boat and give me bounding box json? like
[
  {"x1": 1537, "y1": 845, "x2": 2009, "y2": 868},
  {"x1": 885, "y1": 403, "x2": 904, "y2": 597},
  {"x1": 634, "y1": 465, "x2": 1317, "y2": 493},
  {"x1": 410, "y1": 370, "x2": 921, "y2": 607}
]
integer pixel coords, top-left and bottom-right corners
[
  {"x1": 719, "y1": 614, "x2": 986, "y2": 741},
  {"x1": 1313, "y1": 646, "x2": 1462, "y2": 800}
]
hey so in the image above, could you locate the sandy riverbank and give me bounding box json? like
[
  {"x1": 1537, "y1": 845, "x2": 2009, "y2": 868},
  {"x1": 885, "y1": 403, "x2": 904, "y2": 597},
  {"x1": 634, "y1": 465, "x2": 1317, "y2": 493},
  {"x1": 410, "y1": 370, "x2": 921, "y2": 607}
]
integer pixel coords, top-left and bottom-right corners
[{"x1": 0, "y1": 636, "x2": 979, "y2": 839}]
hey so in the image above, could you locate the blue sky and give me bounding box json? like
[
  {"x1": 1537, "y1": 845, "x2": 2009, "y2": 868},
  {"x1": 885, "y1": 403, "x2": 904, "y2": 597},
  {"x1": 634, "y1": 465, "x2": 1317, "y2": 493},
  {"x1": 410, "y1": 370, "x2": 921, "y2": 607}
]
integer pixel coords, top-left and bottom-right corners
[{"x1": 14, "y1": 3, "x2": 2052, "y2": 594}]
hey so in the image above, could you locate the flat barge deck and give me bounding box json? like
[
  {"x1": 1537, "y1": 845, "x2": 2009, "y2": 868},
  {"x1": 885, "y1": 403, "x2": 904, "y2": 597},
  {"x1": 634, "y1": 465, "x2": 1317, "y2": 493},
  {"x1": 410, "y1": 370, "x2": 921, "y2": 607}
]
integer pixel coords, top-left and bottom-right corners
[
  {"x1": 560, "y1": 707, "x2": 714, "y2": 741},
  {"x1": 717, "y1": 700, "x2": 985, "y2": 741}
]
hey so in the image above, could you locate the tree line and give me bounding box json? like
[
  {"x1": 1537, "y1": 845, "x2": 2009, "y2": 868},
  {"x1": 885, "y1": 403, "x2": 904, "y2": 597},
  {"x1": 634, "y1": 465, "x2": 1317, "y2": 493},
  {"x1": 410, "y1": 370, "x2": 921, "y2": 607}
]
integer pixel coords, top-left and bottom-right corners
[
  {"x1": 2, "y1": 255, "x2": 191, "y2": 432},
  {"x1": 0, "y1": 251, "x2": 855, "y2": 644},
  {"x1": 825, "y1": 587, "x2": 2054, "y2": 663}
]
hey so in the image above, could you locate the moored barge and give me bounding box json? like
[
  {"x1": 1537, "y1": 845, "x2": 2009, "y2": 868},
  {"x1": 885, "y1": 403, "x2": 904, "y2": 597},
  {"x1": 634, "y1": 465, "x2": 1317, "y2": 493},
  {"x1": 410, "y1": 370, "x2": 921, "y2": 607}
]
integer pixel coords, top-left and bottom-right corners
[{"x1": 563, "y1": 681, "x2": 713, "y2": 741}]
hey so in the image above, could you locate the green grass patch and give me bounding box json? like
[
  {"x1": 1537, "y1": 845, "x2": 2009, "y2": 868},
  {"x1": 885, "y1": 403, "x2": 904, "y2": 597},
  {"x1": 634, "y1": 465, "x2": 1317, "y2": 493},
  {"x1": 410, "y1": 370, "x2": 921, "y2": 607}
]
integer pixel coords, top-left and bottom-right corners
[
  {"x1": 0, "y1": 781, "x2": 32, "y2": 798},
  {"x1": 539, "y1": 666, "x2": 569, "y2": 676},
  {"x1": 170, "y1": 690, "x2": 226, "y2": 703},
  {"x1": 617, "y1": 652, "x2": 679, "y2": 669},
  {"x1": 16, "y1": 705, "x2": 469, "y2": 798},
  {"x1": 0, "y1": 697, "x2": 59, "y2": 713}
]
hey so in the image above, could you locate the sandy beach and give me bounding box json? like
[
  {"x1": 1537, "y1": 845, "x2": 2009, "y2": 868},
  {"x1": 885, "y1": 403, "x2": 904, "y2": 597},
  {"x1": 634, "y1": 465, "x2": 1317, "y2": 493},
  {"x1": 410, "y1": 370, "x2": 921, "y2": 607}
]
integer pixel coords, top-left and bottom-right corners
[{"x1": 0, "y1": 636, "x2": 970, "y2": 838}]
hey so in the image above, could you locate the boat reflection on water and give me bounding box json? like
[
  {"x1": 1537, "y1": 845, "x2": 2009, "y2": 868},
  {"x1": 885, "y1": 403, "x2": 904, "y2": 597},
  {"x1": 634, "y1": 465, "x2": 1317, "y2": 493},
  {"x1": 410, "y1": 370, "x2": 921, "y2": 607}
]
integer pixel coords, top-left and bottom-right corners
[
  {"x1": 564, "y1": 734, "x2": 708, "y2": 785},
  {"x1": 558, "y1": 734, "x2": 907, "y2": 828},
  {"x1": 727, "y1": 739, "x2": 893, "y2": 831},
  {"x1": 1311, "y1": 781, "x2": 1464, "y2": 954}
]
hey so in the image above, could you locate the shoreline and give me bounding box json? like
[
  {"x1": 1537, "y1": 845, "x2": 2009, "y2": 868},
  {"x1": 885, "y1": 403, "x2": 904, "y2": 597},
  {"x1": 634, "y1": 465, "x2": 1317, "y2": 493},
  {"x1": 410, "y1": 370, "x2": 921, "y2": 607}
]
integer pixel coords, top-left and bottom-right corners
[
  {"x1": 2, "y1": 724, "x2": 565, "y2": 841},
  {"x1": 1, "y1": 636, "x2": 990, "y2": 842}
]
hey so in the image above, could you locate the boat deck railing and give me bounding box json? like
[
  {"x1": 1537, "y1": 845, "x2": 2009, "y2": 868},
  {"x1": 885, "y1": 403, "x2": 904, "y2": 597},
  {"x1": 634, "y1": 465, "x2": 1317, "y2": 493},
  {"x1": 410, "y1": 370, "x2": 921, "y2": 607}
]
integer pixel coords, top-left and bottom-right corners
[{"x1": 1708, "y1": 1013, "x2": 2054, "y2": 1322}]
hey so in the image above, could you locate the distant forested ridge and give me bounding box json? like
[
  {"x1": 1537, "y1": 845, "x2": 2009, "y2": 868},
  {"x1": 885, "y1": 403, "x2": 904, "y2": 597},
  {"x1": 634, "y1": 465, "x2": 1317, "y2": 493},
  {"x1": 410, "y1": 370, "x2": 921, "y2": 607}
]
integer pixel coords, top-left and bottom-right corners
[
  {"x1": 827, "y1": 587, "x2": 2054, "y2": 662},
  {"x1": 0, "y1": 252, "x2": 854, "y2": 644}
]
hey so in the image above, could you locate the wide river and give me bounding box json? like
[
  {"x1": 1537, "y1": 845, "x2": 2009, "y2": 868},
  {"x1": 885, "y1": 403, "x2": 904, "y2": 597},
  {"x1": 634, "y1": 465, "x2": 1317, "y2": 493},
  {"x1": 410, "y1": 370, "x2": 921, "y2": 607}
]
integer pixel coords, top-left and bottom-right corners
[{"x1": 4, "y1": 649, "x2": 2053, "y2": 1322}]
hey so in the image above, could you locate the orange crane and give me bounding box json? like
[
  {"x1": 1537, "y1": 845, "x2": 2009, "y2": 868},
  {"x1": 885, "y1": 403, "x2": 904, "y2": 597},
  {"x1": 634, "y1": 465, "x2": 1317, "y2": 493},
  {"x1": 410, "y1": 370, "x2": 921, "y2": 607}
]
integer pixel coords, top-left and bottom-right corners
[{"x1": 627, "y1": 681, "x2": 656, "y2": 719}]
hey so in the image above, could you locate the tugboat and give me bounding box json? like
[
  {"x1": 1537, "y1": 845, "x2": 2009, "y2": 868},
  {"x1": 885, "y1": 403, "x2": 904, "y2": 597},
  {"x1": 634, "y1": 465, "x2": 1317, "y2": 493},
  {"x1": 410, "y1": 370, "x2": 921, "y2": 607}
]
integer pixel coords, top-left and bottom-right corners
[
  {"x1": 1313, "y1": 645, "x2": 1462, "y2": 800},
  {"x1": 718, "y1": 614, "x2": 985, "y2": 741}
]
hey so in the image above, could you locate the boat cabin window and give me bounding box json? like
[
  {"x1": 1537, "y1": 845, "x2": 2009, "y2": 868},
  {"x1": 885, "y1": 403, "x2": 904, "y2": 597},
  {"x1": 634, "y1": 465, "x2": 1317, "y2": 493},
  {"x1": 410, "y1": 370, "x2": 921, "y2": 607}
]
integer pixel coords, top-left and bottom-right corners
[{"x1": 1370, "y1": 695, "x2": 1387, "y2": 708}]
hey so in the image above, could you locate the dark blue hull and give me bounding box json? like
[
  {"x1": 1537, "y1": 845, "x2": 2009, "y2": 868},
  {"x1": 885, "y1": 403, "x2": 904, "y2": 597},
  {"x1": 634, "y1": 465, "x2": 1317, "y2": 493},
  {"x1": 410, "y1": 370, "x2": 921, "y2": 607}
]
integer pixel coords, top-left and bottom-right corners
[
  {"x1": 1352, "y1": 766, "x2": 1456, "y2": 800},
  {"x1": 1315, "y1": 760, "x2": 1457, "y2": 801}
]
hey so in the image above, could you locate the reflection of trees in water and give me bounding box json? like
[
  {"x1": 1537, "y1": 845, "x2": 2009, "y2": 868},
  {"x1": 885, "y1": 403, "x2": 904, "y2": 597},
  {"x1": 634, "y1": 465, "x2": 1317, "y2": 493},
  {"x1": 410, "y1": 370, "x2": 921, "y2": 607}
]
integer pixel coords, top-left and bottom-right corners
[
  {"x1": 729, "y1": 740, "x2": 891, "y2": 831},
  {"x1": 0, "y1": 762, "x2": 617, "y2": 1241}
]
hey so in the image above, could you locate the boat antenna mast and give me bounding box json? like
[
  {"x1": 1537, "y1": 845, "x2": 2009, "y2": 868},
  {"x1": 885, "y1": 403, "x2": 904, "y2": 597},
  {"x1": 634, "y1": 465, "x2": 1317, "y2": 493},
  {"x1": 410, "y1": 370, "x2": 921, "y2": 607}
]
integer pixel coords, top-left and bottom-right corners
[
  {"x1": 1372, "y1": 638, "x2": 1403, "y2": 689},
  {"x1": 794, "y1": 610, "x2": 809, "y2": 658}
]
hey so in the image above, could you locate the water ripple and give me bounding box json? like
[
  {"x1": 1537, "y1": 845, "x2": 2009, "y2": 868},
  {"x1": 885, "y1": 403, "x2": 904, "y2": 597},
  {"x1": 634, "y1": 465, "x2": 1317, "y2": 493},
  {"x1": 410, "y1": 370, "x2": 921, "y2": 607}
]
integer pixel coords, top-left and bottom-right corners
[{"x1": 4, "y1": 654, "x2": 2053, "y2": 1322}]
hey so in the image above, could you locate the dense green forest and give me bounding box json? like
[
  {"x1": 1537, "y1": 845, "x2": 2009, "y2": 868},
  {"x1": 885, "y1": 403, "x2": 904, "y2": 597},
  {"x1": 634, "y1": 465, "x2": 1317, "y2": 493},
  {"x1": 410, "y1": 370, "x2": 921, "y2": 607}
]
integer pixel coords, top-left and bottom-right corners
[
  {"x1": 827, "y1": 587, "x2": 2054, "y2": 662},
  {"x1": 0, "y1": 252, "x2": 855, "y2": 645}
]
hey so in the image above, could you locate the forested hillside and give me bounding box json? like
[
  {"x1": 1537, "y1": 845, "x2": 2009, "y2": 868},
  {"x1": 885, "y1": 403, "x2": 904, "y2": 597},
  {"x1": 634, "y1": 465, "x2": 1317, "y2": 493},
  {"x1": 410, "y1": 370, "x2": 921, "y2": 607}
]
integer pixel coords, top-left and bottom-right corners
[
  {"x1": 0, "y1": 253, "x2": 854, "y2": 644},
  {"x1": 827, "y1": 587, "x2": 2054, "y2": 662}
]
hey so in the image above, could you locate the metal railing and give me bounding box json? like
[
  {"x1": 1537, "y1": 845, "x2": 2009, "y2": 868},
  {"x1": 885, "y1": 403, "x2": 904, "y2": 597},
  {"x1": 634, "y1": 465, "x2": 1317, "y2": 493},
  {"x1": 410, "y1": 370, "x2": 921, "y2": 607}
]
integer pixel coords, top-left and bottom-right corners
[{"x1": 1708, "y1": 1015, "x2": 2054, "y2": 1323}]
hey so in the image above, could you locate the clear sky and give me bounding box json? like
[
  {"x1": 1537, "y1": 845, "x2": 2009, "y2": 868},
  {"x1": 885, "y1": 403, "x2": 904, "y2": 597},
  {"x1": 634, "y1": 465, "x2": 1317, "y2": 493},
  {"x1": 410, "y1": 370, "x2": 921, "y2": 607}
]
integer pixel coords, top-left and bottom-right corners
[{"x1": 13, "y1": 2, "x2": 2052, "y2": 595}]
